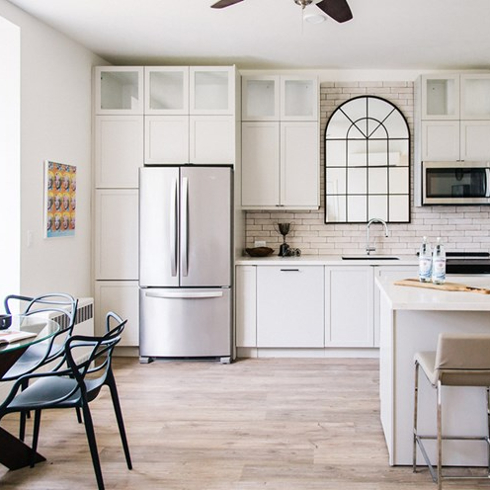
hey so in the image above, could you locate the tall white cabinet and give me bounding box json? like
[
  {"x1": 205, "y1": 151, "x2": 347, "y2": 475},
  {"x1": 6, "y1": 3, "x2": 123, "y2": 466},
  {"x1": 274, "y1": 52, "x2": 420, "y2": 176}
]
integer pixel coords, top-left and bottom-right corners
[
  {"x1": 94, "y1": 65, "x2": 238, "y2": 348},
  {"x1": 94, "y1": 67, "x2": 143, "y2": 345},
  {"x1": 241, "y1": 74, "x2": 319, "y2": 209},
  {"x1": 414, "y1": 72, "x2": 490, "y2": 205}
]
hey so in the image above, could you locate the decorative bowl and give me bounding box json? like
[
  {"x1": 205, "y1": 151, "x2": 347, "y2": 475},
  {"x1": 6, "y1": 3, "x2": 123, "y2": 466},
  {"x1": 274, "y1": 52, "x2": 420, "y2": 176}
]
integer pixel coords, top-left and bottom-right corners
[{"x1": 245, "y1": 247, "x2": 274, "y2": 258}]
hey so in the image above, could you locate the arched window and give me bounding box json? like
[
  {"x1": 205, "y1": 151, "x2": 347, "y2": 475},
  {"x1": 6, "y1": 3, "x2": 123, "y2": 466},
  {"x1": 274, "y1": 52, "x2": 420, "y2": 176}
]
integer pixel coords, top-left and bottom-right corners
[{"x1": 325, "y1": 96, "x2": 410, "y2": 223}]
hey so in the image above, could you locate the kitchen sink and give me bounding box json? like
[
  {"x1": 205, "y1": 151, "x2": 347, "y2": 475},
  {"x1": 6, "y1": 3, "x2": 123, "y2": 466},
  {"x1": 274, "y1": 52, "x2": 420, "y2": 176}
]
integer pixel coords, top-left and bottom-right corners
[{"x1": 342, "y1": 255, "x2": 400, "y2": 260}]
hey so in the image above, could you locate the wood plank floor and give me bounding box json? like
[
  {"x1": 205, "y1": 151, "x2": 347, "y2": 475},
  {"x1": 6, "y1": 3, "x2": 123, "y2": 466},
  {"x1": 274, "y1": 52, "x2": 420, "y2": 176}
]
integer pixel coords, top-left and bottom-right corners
[{"x1": 0, "y1": 357, "x2": 486, "y2": 489}]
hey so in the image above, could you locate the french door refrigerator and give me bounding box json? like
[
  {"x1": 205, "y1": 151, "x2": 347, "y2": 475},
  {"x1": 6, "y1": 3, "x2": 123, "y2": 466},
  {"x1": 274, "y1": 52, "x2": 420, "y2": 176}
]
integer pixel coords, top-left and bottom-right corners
[{"x1": 139, "y1": 166, "x2": 232, "y2": 363}]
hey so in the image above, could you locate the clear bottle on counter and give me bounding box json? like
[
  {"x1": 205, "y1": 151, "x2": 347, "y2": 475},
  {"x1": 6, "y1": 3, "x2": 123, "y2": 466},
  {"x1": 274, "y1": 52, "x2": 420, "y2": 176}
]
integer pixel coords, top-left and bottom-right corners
[
  {"x1": 418, "y1": 236, "x2": 432, "y2": 282},
  {"x1": 431, "y1": 237, "x2": 446, "y2": 284}
]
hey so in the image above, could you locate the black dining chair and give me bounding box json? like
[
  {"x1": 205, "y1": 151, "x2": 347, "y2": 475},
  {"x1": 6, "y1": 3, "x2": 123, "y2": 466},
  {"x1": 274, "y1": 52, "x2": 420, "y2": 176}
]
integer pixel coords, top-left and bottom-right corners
[
  {"x1": 0, "y1": 312, "x2": 132, "y2": 490},
  {"x1": 1, "y1": 293, "x2": 78, "y2": 439}
]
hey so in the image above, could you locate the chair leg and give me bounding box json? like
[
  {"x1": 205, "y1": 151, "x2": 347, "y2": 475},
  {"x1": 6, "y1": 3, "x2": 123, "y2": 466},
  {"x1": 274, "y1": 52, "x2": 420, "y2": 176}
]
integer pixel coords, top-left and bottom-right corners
[
  {"x1": 31, "y1": 409, "x2": 42, "y2": 468},
  {"x1": 81, "y1": 403, "x2": 105, "y2": 490},
  {"x1": 106, "y1": 370, "x2": 132, "y2": 470},
  {"x1": 19, "y1": 411, "x2": 27, "y2": 441},
  {"x1": 76, "y1": 407, "x2": 83, "y2": 424},
  {"x1": 413, "y1": 361, "x2": 419, "y2": 472},
  {"x1": 437, "y1": 380, "x2": 443, "y2": 490}
]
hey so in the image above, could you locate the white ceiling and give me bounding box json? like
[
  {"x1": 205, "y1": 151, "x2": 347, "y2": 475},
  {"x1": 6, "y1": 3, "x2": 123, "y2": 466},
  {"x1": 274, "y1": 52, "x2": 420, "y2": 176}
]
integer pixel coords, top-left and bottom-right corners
[{"x1": 6, "y1": 0, "x2": 490, "y2": 70}]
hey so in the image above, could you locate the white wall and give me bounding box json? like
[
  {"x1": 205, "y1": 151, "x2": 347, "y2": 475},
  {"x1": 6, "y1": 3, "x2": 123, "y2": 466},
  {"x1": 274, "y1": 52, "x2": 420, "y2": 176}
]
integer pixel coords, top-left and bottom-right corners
[
  {"x1": 0, "y1": 16, "x2": 20, "y2": 302},
  {"x1": 0, "y1": 0, "x2": 106, "y2": 298}
]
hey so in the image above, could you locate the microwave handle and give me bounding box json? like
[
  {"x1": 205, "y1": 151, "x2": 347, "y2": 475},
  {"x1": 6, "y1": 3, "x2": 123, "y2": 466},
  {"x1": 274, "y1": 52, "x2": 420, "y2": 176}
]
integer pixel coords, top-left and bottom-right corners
[{"x1": 486, "y1": 169, "x2": 490, "y2": 198}]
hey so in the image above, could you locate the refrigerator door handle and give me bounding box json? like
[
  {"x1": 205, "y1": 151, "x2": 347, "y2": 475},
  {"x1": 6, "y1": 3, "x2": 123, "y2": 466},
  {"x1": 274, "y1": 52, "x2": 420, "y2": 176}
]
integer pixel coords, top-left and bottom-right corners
[
  {"x1": 181, "y1": 176, "x2": 189, "y2": 277},
  {"x1": 170, "y1": 178, "x2": 178, "y2": 277},
  {"x1": 144, "y1": 291, "x2": 224, "y2": 299}
]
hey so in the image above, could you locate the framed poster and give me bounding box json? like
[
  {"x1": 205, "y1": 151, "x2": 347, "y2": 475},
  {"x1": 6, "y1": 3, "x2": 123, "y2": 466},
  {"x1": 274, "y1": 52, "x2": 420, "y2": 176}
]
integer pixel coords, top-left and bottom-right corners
[{"x1": 45, "y1": 161, "x2": 76, "y2": 238}]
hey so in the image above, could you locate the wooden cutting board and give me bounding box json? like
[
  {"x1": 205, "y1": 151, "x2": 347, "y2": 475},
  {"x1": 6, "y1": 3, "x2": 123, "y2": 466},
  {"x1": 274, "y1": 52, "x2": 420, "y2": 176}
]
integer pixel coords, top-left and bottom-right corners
[{"x1": 394, "y1": 278, "x2": 490, "y2": 295}]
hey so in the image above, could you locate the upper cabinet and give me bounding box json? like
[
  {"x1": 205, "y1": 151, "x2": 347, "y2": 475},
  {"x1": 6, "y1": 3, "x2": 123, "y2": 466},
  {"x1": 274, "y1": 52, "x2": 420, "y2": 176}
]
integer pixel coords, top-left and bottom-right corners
[
  {"x1": 95, "y1": 67, "x2": 144, "y2": 115},
  {"x1": 144, "y1": 66, "x2": 236, "y2": 165},
  {"x1": 241, "y1": 73, "x2": 319, "y2": 210},
  {"x1": 145, "y1": 67, "x2": 189, "y2": 114},
  {"x1": 415, "y1": 72, "x2": 490, "y2": 205},
  {"x1": 144, "y1": 66, "x2": 235, "y2": 116},
  {"x1": 242, "y1": 75, "x2": 318, "y2": 121}
]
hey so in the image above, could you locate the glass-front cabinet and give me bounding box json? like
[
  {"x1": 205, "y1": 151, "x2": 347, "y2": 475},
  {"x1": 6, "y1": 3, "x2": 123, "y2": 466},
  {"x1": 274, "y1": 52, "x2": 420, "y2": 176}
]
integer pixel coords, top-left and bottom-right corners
[
  {"x1": 421, "y1": 74, "x2": 460, "y2": 119},
  {"x1": 145, "y1": 67, "x2": 189, "y2": 114},
  {"x1": 190, "y1": 66, "x2": 235, "y2": 115},
  {"x1": 461, "y1": 74, "x2": 490, "y2": 119},
  {"x1": 95, "y1": 67, "x2": 144, "y2": 115}
]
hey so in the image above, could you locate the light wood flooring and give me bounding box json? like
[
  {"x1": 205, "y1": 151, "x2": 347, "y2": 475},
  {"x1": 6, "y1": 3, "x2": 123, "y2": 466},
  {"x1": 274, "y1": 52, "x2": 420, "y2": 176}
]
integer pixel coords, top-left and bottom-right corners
[{"x1": 0, "y1": 357, "x2": 487, "y2": 489}]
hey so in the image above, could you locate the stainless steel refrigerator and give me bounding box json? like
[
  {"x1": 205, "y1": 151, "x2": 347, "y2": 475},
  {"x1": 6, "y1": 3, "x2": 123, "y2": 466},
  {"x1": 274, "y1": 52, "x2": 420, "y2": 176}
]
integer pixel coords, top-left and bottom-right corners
[{"x1": 139, "y1": 166, "x2": 232, "y2": 363}]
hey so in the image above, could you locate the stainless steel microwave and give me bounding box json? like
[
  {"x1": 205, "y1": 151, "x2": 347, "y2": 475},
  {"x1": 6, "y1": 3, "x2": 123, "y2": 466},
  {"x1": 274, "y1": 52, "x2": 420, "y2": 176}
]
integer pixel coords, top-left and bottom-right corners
[{"x1": 422, "y1": 161, "x2": 490, "y2": 205}]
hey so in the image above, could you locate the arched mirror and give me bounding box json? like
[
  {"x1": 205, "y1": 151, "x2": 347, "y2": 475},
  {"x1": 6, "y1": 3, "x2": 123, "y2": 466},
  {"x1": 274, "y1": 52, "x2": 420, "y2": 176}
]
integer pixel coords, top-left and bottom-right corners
[{"x1": 324, "y1": 96, "x2": 410, "y2": 223}]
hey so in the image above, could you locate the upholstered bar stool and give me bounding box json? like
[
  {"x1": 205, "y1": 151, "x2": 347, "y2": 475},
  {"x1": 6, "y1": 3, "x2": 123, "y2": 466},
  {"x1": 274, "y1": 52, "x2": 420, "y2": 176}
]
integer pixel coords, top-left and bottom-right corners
[{"x1": 413, "y1": 333, "x2": 490, "y2": 489}]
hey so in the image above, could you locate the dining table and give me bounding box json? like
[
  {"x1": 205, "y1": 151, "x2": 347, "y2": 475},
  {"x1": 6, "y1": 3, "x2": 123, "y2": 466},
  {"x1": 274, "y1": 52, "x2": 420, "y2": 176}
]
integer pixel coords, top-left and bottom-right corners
[{"x1": 0, "y1": 315, "x2": 60, "y2": 470}]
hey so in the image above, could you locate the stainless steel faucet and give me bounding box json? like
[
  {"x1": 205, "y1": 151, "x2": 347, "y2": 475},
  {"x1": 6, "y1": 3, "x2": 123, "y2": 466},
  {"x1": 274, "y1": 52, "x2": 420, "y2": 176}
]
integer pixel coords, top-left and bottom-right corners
[{"x1": 366, "y1": 218, "x2": 389, "y2": 255}]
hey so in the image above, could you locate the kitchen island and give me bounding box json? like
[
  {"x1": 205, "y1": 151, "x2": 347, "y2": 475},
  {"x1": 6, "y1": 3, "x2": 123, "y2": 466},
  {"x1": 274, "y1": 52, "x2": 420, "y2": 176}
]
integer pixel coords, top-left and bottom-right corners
[{"x1": 377, "y1": 275, "x2": 490, "y2": 466}]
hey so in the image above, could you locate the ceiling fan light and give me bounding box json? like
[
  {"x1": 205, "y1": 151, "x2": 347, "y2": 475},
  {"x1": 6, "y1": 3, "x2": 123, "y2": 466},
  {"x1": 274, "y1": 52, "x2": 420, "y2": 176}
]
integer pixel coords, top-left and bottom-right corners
[{"x1": 304, "y1": 12, "x2": 326, "y2": 23}]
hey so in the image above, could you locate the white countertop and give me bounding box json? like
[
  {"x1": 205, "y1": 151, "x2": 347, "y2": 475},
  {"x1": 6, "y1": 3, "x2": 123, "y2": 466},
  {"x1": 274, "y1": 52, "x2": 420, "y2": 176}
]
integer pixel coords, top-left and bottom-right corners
[
  {"x1": 376, "y1": 275, "x2": 490, "y2": 311},
  {"x1": 235, "y1": 254, "x2": 418, "y2": 266}
]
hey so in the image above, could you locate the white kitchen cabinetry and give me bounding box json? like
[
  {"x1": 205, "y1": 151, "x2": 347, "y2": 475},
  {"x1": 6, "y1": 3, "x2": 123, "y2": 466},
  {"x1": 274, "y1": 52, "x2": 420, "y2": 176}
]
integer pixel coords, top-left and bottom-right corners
[
  {"x1": 415, "y1": 72, "x2": 490, "y2": 205},
  {"x1": 373, "y1": 265, "x2": 418, "y2": 347},
  {"x1": 241, "y1": 74, "x2": 319, "y2": 210},
  {"x1": 95, "y1": 116, "x2": 143, "y2": 188},
  {"x1": 257, "y1": 266, "x2": 324, "y2": 348},
  {"x1": 235, "y1": 266, "x2": 257, "y2": 348},
  {"x1": 94, "y1": 189, "x2": 139, "y2": 280},
  {"x1": 95, "y1": 67, "x2": 144, "y2": 115},
  {"x1": 95, "y1": 281, "x2": 139, "y2": 346},
  {"x1": 325, "y1": 267, "x2": 374, "y2": 347},
  {"x1": 144, "y1": 66, "x2": 236, "y2": 165}
]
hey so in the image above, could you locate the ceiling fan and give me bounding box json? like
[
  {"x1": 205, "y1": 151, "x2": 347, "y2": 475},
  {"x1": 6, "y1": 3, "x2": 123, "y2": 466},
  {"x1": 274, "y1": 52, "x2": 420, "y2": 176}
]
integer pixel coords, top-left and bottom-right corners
[{"x1": 210, "y1": 0, "x2": 353, "y2": 23}]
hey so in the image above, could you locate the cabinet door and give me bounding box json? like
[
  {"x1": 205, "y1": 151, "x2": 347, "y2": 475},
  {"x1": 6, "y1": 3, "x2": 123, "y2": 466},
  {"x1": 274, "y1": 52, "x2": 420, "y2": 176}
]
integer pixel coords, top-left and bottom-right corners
[
  {"x1": 235, "y1": 266, "x2": 257, "y2": 348},
  {"x1": 421, "y1": 74, "x2": 459, "y2": 120},
  {"x1": 190, "y1": 66, "x2": 235, "y2": 115},
  {"x1": 280, "y1": 76, "x2": 318, "y2": 121},
  {"x1": 144, "y1": 115, "x2": 189, "y2": 164},
  {"x1": 280, "y1": 121, "x2": 319, "y2": 208},
  {"x1": 325, "y1": 267, "x2": 374, "y2": 347},
  {"x1": 241, "y1": 122, "x2": 280, "y2": 207},
  {"x1": 144, "y1": 66, "x2": 189, "y2": 115},
  {"x1": 95, "y1": 116, "x2": 143, "y2": 188},
  {"x1": 373, "y1": 266, "x2": 417, "y2": 347},
  {"x1": 242, "y1": 75, "x2": 280, "y2": 121},
  {"x1": 95, "y1": 190, "x2": 139, "y2": 280},
  {"x1": 94, "y1": 66, "x2": 143, "y2": 115},
  {"x1": 189, "y1": 115, "x2": 235, "y2": 164},
  {"x1": 460, "y1": 74, "x2": 490, "y2": 120},
  {"x1": 421, "y1": 121, "x2": 460, "y2": 161},
  {"x1": 95, "y1": 281, "x2": 139, "y2": 346},
  {"x1": 460, "y1": 121, "x2": 490, "y2": 160},
  {"x1": 257, "y1": 266, "x2": 324, "y2": 348}
]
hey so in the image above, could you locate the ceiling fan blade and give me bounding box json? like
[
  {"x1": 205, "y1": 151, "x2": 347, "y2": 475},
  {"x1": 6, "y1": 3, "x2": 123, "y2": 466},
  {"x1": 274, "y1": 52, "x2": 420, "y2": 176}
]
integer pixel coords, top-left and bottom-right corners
[
  {"x1": 211, "y1": 0, "x2": 244, "y2": 8},
  {"x1": 316, "y1": 0, "x2": 353, "y2": 23}
]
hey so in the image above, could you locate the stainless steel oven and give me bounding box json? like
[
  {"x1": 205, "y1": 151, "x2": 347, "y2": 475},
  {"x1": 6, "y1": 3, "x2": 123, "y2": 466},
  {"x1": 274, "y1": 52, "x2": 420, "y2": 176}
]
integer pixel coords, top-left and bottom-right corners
[{"x1": 422, "y1": 161, "x2": 490, "y2": 205}]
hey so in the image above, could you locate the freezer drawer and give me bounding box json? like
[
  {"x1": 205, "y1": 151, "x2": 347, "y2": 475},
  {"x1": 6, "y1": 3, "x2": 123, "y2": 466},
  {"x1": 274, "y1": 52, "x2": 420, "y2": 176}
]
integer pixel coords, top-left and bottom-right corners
[{"x1": 139, "y1": 288, "x2": 231, "y2": 359}]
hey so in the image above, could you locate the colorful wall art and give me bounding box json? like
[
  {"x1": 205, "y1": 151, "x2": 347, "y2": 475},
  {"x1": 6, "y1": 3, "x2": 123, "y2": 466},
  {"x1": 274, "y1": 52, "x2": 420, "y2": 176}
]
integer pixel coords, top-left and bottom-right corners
[{"x1": 45, "y1": 161, "x2": 76, "y2": 238}]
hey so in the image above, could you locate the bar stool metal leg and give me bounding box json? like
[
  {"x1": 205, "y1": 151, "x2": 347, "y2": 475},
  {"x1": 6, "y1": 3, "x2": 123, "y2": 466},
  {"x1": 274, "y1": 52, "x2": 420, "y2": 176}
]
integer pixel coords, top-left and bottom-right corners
[
  {"x1": 437, "y1": 380, "x2": 442, "y2": 490},
  {"x1": 413, "y1": 361, "x2": 419, "y2": 473}
]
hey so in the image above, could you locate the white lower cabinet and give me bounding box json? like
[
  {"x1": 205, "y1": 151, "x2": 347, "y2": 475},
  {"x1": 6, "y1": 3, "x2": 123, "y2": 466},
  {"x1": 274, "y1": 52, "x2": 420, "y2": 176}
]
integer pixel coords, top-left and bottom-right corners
[
  {"x1": 95, "y1": 281, "x2": 139, "y2": 347},
  {"x1": 235, "y1": 263, "x2": 418, "y2": 354},
  {"x1": 257, "y1": 266, "x2": 324, "y2": 348},
  {"x1": 325, "y1": 266, "x2": 374, "y2": 347},
  {"x1": 235, "y1": 265, "x2": 257, "y2": 347}
]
